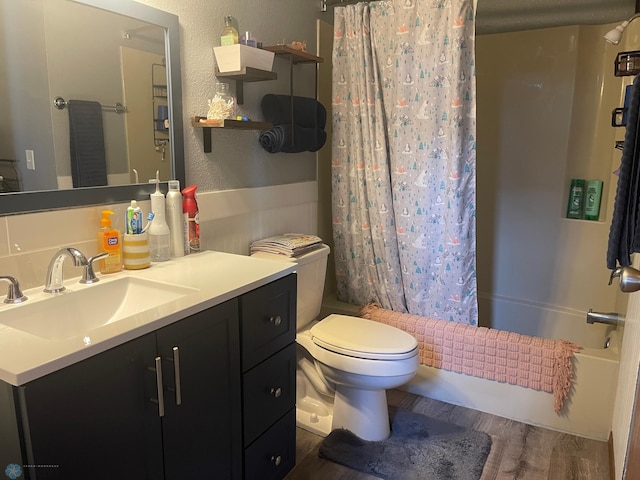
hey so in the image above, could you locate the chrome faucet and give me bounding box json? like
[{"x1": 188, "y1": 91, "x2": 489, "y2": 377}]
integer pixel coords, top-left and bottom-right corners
[
  {"x1": 0, "y1": 276, "x2": 27, "y2": 304},
  {"x1": 586, "y1": 309, "x2": 624, "y2": 326},
  {"x1": 44, "y1": 247, "x2": 89, "y2": 293}
]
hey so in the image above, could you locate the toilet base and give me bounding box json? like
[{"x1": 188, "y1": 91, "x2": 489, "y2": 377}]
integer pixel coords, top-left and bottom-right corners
[
  {"x1": 332, "y1": 385, "x2": 390, "y2": 441},
  {"x1": 296, "y1": 405, "x2": 333, "y2": 437}
]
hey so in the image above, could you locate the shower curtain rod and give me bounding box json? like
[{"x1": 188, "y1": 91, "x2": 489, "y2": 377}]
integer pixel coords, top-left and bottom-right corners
[{"x1": 321, "y1": 0, "x2": 373, "y2": 12}]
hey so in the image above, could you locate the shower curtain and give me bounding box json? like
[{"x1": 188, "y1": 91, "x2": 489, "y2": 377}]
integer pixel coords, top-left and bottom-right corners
[{"x1": 331, "y1": 0, "x2": 477, "y2": 325}]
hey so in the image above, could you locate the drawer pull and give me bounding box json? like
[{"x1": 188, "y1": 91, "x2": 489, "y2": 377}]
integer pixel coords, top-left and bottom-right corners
[
  {"x1": 148, "y1": 357, "x2": 165, "y2": 417},
  {"x1": 173, "y1": 346, "x2": 182, "y2": 406},
  {"x1": 270, "y1": 387, "x2": 282, "y2": 398},
  {"x1": 269, "y1": 315, "x2": 282, "y2": 327},
  {"x1": 271, "y1": 455, "x2": 282, "y2": 467}
]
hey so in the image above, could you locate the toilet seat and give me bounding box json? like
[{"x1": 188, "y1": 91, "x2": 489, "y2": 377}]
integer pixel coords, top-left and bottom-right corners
[{"x1": 310, "y1": 314, "x2": 418, "y2": 360}]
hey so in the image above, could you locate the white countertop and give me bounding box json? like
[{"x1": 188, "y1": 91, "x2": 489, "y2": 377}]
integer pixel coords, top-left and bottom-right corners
[{"x1": 0, "y1": 250, "x2": 296, "y2": 386}]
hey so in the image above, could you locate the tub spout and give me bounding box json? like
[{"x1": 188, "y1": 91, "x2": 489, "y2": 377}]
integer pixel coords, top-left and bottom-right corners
[{"x1": 587, "y1": 309, "x2": 624, "y2": 326}]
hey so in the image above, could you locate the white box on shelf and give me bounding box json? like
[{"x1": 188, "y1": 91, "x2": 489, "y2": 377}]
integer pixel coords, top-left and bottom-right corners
[{"x1": 214, "y1": 45, "x2": 275, "y2": 73}]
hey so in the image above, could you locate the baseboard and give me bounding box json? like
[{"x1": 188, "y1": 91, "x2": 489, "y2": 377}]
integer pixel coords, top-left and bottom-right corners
[{"x1": 609, "y1": 431, "x2": 616, "y2": 480}]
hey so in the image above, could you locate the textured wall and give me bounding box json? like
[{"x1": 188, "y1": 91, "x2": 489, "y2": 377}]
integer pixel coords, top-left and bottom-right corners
[
  {"x1": 476, "y1": 0, "x2": 635, "y2": 34},
  {"x1": 134, "y1": 0, "x2": 320, "y2": 192}
]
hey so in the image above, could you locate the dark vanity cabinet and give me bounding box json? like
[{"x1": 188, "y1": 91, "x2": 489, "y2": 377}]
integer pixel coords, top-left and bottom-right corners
[
  {"x1": 0, "y1": 274, "x2": 297, "y2": 480},
  {"x1": 240, "y1": 274, "x2": 297, "y2": 480}
]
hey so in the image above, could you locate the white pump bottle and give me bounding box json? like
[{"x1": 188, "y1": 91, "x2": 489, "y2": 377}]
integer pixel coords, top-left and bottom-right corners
[{"x1": 148, "y1": 171, "x2": 171, "y2": 262}]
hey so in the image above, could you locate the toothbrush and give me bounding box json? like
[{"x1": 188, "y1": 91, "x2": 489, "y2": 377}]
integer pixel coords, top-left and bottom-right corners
[{"x1": 141, "y1": 212, "x2": 155, "y2": 233}]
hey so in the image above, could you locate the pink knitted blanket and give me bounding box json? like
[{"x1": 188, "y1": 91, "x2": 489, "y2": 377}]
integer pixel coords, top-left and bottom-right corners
[{"x1": 360, "y1": 304, "x2": 581, "y2": 413}]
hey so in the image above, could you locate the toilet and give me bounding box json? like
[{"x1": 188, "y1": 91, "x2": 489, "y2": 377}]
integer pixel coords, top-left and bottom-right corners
[{"x1": 252, "y1": 244, "x2": 419, "y2": 441}]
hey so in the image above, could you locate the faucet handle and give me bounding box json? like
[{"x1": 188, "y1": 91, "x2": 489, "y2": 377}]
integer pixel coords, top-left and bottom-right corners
[
  {"x1": 0, "y1": 276, "x2": 28, "y2": 304},
  {"x1": 609, "y1": 266, "x2": 640, "y2": 292},
  {"x1": 80, "y1": 252, "x2": 109, "y2": 284},
  {"x1": 609, "y1": 267, "x2": 623, "y2": 286}
]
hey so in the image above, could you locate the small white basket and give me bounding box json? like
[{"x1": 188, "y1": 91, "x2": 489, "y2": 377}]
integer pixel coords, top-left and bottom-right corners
[{"x1": 214, "y1": 45, "x2": 275, "y2": 73}]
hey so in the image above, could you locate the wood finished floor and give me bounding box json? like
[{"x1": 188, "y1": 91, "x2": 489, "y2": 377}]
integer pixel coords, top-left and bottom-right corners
[{"x1": 285, "y1": 390, "x2": 610, "y2": 480}]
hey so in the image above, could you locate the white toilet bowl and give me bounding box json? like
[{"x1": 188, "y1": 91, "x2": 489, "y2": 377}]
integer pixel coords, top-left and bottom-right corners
[
  {"x1": 296, "y1": 314, "x2": 419, "y2": 441},
  {"x1": 251, "y1": 243, "x2": 419, "y2": 441}
]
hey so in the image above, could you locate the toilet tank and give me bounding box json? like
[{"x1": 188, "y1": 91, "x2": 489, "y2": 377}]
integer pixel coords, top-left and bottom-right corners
[{"x1": 251, "y1": 244, "x2": 330, "y2": 329}]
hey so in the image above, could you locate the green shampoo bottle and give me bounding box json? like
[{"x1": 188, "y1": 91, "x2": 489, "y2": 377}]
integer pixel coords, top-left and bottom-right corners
[{"x1": 584, "y1": 180, "x2": 603, "y2": 221}]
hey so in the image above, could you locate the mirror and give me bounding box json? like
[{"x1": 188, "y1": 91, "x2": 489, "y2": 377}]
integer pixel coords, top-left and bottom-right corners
[{"x1": 0, "y1": 0, "x2": 184, "y2": 215}]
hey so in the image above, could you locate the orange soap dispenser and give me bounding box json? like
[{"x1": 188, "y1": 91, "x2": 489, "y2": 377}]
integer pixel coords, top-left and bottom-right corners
[{"x1": 98, "y1": 210, "x2": 122, "y2": 274}]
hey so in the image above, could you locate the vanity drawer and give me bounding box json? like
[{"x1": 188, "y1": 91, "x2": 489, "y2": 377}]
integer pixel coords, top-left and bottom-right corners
[
  {"x1": 240, "y1": 274, "x2": 296, "y2": 371},
  {"x1": 243, "y1": 343, "x2": 296, "y2": 445},
  {"x1": 244, "y1": 408, "x2": 296, "y2": 480}
]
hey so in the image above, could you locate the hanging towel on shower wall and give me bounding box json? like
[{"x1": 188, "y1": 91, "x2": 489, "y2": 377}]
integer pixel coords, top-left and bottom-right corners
[
  {"x1": 607, "y1": 75, "x2": 640, "y2": 269},
  {"x1": 68, "y1": 100, "x2": 108, "y2": 188}
]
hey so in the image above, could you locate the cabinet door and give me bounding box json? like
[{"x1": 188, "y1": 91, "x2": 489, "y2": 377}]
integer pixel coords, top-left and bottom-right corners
[
  {"x1": 157, "y1": 299, "x2": 242, "y2": 480},
  {"x1": 19, "y1": 334, "x2": 163, "y2": 480}
]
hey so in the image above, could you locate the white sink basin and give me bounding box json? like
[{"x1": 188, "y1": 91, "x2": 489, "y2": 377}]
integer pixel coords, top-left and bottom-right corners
[{"x1": 0, "y1": 277, "x2": 198, "y2": 341}]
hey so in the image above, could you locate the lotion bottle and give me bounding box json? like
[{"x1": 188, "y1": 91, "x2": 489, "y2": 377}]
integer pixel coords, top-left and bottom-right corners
[
  {"x1": 98, "y1": 210, "x2": 122, "y2": 274},
  {"x1": 220, "y1": 16, "x2": 239, "y2": 45},
  {"x1": 148, "y1": 172, "x2": 171, "y2": 262},
  {"x1": 166, "y1": 180, "x2": 185, "y2": 257}
]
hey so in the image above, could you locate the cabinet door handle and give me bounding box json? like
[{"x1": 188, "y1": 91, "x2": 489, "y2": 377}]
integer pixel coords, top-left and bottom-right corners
[
  {"x1": 269, "y1": 315, "x2": 282, "y2": 327},
  {"x1": 172, "y1": 346, "x2": 182, "y2": 406},
  {"x1": 271, "y1": 455, "x2": 282, "y2": 467},
  {"x1": 151, "y1": 356, "x2": 165, "y2": 417}
]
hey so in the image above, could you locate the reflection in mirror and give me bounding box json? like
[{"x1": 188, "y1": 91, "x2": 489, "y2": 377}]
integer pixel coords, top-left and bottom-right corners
[{"x1": 0, "y1": 0, "x2": 184, "y2": 215}]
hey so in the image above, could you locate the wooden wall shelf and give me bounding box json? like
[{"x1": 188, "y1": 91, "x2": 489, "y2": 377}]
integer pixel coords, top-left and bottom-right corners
[
  {"x1": 261, "y1": 45, "x2": 324, "y2": 64},
  {"x1": 192, "y1": 116, "x2": 272, "y2": 153}
]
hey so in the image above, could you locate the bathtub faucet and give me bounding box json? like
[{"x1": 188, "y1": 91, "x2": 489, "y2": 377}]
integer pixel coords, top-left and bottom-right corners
[{"x1": 586, "y1": 309, "x2": 624, "y2": 326}]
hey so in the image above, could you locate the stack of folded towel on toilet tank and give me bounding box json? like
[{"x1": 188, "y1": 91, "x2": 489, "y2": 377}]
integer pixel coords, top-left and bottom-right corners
[
  {"x1": 250, "y1": 233, "x2": 323, "y2": 257},
  {"x1": 259, "y1": 94, "x2": 327, "y2": 154}
]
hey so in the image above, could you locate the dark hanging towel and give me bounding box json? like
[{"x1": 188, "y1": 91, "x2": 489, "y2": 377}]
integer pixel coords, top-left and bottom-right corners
[
  {"x1": 259, "y1": 95, "x2": 327, "y2": 153},
  {"x1": 68, "y1": 100, "x2": 108, "y2": 188},
  {"x1": 261, "y1": 94, "x2": 327, "y2": 129},
  {"x1": 607, "y1": 74, "x2": 640, "y2": 269},
  {"x1": 259, "y1": 125, "x2": 327, "y2": 153}
]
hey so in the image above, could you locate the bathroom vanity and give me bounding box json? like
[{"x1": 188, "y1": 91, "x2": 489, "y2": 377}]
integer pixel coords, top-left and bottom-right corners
[{"x1": 0, "y1": 251, "x2": 297, "y2": 480}]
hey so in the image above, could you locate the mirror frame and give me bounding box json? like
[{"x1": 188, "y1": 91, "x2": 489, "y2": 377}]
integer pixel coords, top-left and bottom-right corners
[{"x1": 0, "y1": 0, "x2": 185, "y2": 216}]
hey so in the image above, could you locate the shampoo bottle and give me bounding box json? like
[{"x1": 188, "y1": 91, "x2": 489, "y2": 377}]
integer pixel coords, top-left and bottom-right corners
[
  {"x1": 182, "y1": 185, "x2": 200, "y2": 253},
  {"x1": 166, "y1": 180, "x2": 185, "y2": 257},
  {"x1": 148, "y1": 172, "x2": 171, "y2": 262},
  {"x1": 566, "y1": 179, "x2": 585, "y2": 219},
  {"x1": 584, "y1": 180, "x2": 603, "y2": 221},
  {"x1": 98, "y1": 210, "x2": 122, "y2": 274}
]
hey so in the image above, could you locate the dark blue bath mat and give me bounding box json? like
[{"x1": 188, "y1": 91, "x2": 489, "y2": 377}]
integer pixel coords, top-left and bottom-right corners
[{"x1": 318, "y1": 407, "x2": 492, "y2": 480}]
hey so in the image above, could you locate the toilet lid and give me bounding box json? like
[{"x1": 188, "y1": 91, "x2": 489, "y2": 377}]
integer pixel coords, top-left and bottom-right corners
[{"x1": 310, "y1": 314, "x2": 418, "y2": 360}]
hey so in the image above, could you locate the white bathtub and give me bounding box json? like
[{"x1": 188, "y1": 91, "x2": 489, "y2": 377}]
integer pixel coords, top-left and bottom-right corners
[{"x1": 321, "y1": 294, "x2": 620, "y2": 441}]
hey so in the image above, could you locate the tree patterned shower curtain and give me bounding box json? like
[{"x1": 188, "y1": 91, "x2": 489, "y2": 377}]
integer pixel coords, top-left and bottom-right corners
[{"x1": 331, "y1": 0, "x2": 478, "y2": 325}]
